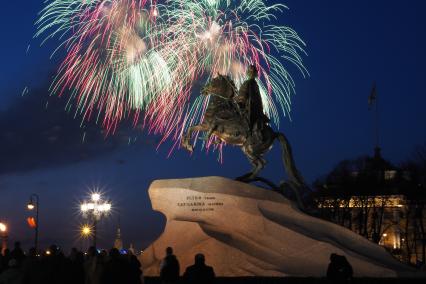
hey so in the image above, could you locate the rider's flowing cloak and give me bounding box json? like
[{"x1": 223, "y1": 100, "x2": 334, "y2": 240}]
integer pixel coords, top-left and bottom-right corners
[{"x1": 237, "y1": 78, "x2": 268, "y2": 130}]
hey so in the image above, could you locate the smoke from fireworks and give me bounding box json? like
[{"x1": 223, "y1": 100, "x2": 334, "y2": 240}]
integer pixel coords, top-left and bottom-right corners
[{"x1": 36, "y1": 0, "x2": 308, "y2": 148}]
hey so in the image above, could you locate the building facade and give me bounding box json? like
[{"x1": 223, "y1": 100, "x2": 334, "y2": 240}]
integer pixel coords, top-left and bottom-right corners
[{"x1": 314, "y1": 150, "x2": 426, "y2": 265}]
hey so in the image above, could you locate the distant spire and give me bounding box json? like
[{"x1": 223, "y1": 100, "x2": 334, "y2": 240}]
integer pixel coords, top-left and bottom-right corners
[
  {"x1": 113, "y1": 215, "x2": 123, "y2": 250},
  {"x1": 114, "y1": 227, "x2": 123, "y2": 250}
]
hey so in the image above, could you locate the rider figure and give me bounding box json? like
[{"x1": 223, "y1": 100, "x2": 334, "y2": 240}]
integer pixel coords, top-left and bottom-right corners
[{"x1": 235, "y1": 65, "x2": 269, "y2": 134}]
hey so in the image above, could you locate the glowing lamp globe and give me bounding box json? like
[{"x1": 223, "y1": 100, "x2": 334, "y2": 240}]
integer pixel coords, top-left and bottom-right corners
[
  {"x1": 81, "y1": 225, "x2": 92, "y2": 236},
  {"x1": 91, "y1": 193, "x2": 101, "y2": 202},
  {"x1": 0, "y1": 223, "x2": 6, "y2": 233}
]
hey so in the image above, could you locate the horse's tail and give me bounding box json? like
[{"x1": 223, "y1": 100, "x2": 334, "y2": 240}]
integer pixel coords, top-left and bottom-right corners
[
  {"x1": 276, "y1": 132, "x2": 305, "y2": 187},
  {"x1": 276, "y1": 132, "x2": 307, "y2": 211}
]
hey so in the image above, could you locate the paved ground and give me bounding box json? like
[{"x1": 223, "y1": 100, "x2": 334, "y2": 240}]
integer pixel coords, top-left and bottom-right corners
[{"x1": 144, "y1": 277, "x2": 426, "y2": 284}]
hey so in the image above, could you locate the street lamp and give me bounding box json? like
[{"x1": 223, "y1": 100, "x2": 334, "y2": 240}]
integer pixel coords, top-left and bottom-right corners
[
  {"x1": 81, "y1": 224, "x2": 92, "y2": 237},
  {"x1": 0, "y1": 222, "x2": 7, "y2": 254},
  {"x1": 80, "y1": 224, "x2": 93, "y2": 251},
  {"x1": 27, "y1": 194, "x2": 40, "y2": 252},
  {"x1": 80, "y1": 192, "x2": 111, "y2": 248}
]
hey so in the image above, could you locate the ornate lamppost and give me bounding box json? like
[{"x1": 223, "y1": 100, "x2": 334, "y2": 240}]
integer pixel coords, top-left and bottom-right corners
[
  {"x1": 27, "y1": 194, "x2": 40, "y2": 252},
  {"x1": 80, "y1": 193, "x2": 111, "y2": 248},
  {"x1": 0, "y1": 222, "x2": 7, "y2": 254}
]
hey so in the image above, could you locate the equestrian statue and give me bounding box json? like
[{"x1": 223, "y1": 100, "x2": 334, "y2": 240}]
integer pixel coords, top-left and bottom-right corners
[{"x1": 181, "y1": 65, "x2": 306, "y2": 201}]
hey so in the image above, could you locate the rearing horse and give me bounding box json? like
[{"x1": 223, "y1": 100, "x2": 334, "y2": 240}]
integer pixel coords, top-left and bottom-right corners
[{"x1": 182, "y1": 75, "x2": 305, "y2": 186}]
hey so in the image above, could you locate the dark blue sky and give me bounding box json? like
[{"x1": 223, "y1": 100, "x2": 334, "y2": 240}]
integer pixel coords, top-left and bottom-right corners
[{"x1": 0, "y1": 0, "x2": 425, "y2": 252}]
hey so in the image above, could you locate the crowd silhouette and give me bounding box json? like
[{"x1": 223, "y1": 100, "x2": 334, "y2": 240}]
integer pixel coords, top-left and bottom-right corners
[
  {"x1": 0, "y1": 242, "x2": 142, "y2": 284},
  {"x1": 158, "y1": 247, "x2": 215, "y2": 284},
  {"x1": 1, "y1": 242, "x2": 355, "y2": 284},
  {"x1": 0, "y1": 243, "x2": 219, "y2": 284}
]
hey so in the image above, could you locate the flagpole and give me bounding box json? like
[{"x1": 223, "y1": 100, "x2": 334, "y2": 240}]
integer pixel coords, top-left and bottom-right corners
[
  {"x1": 375, "y1": 88, "x2": 379, "y2": 150},
  {"x1": 369, "y1": 82, "x2": 380, "y2": 158}
]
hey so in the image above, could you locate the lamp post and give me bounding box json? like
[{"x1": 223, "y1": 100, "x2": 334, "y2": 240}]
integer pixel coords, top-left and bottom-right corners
[
  {"x1": 80, "y1": 193, "x2": 111, "y2": 248},
  {"x1": 27, "y1": 194, "x2": 40, "y2": 252},
  {"x1": 0, "y1": 222, "x2": 7, "y2": 254}
]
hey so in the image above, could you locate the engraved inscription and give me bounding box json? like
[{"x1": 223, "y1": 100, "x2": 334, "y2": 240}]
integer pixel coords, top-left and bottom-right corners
[{"x1": 177, "y1": 195, "x2": 224, "y2": 212}]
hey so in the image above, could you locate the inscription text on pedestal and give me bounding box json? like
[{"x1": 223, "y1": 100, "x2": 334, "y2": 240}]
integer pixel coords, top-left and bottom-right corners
[{"x1": 177, "y1": 195, "x2": 224, "y2": 212}]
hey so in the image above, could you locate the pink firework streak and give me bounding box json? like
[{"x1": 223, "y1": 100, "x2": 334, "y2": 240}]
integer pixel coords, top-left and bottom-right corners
[{"x1": 36, "y1": 0, "x2": 308, "y2": 154}]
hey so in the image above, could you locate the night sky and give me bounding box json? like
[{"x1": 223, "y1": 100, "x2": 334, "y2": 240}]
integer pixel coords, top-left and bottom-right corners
[{"x1": 0, "y1": 0, "x2": 425, "y2": 252}]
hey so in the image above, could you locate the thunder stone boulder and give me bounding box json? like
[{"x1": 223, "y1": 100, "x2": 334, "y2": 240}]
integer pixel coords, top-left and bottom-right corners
[{"x1": 140, "y1": 176, "x2": 415, "y2": 277}]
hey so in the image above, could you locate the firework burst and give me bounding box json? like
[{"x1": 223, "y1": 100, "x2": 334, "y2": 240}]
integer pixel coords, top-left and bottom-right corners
[
  {"x1": 36, "y1": 0, "x2": 171, "y2": 132},
  {"x1": 36, "y1": 0, "x2": 307, "y2": 149}
]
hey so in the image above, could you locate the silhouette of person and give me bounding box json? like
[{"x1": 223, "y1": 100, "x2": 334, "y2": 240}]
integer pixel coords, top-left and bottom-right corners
[
  {"x1": 183, "y1": 253, "x2": 215, "y2": 284},
  {"x1": 159, "y1": 247, "x2": 180, "y2": 284},
  {"x1": 84, "y1": 246, "x2": 102, "y2": 284},
  {"x1": 326, "y1": 253, "x2": 353, "y2": 282},
  {"x1": 10, "y1": 242, "x2": 25, "y2": 267},
  {"x1": 0, "y1": 259, "x2": 23, "y2": 284},
  {"x1": 41, "y1": 244, "x2": 68, "y2": 284},
  {"x1": 68, "y1": 248, "x2": 85, "y2": 284},
  {"x1": 235, "y1": 65, "x2": 269, "y2": 134},
  {"x1": 0, "y1": 249, "x2": 10, "y2": 274},
  {"x1": 127, "y1": 251, "x2": 143, "y2": 284},
  {"x1": 22, "y1": 247, "x2": 42, "y2": 284},
  {"x1": 102, "y1": 248, "x2": 130, "y2": 284}
]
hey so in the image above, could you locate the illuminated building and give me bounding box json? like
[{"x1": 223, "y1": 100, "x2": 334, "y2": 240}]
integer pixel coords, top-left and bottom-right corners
[{"x1": 315, "y1": 148, "x2": 426, "y2": 264}]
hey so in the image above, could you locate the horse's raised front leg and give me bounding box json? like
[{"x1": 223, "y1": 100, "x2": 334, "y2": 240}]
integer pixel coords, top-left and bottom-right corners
[{"x1": 181, "y1": 124, "x2": 209, "y2": 152}]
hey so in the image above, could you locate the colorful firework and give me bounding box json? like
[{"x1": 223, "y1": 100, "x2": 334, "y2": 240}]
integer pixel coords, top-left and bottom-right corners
[
  {"x1": 36, "y1": 0, "x2": 308, "y2": 149},
  {"x1": 36, "y1": 0, "x2": 173, "y2": 132}
]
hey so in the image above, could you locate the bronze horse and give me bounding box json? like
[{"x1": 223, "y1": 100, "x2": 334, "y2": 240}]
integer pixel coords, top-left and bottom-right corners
[{"x1": 182, "y1": 75, "x2": 305, "y2": 187}]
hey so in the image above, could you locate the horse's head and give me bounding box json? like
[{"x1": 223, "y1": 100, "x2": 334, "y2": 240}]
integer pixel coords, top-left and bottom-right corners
[{"x1": 202, "y1": 74, "x2": 236, "y2": 99}]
